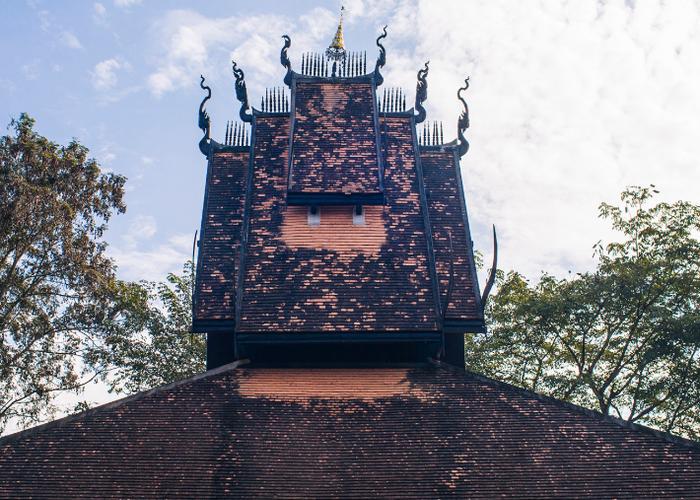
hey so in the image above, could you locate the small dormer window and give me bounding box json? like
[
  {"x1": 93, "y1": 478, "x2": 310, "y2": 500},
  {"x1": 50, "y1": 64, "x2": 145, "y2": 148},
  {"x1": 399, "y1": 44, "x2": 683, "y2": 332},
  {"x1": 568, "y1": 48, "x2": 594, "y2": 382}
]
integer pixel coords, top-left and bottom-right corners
[
  {"x1": 308, "y1": 205, "x2": 320, "y2": 226},
  {"x1": 352, "y1": 204, "x2": 365, "y2": 225}
]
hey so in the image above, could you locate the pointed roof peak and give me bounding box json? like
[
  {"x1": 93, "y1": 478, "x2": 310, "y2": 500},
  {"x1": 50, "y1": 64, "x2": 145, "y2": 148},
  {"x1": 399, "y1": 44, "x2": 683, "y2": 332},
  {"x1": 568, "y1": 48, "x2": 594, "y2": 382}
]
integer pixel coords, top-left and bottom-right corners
[{"x1": 326, "y1": 6, "x2": 347, "y2": 61}]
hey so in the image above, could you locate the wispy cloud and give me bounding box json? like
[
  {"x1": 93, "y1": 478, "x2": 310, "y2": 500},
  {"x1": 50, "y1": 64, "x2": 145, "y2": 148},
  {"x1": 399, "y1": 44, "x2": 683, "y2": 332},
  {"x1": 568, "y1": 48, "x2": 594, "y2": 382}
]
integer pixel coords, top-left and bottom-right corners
[
  {"x1": 21, "y1": 60, "x2": 40, "y2": 80},
  {"x1": 110, "y1": 231, "x2": 192, "y2": 282},
  {"x1": 93, "y1": 2, "x2": 107, "y2": 24},
  {"x1": 114, "y1": 0, "x2": 142, "y2": 8},
  {"x1": 59, "y1": 31, "x2": 83, "y2": 49},
  {"x1": 91, "y1": 57, "x2": 129, "y2": 90}
]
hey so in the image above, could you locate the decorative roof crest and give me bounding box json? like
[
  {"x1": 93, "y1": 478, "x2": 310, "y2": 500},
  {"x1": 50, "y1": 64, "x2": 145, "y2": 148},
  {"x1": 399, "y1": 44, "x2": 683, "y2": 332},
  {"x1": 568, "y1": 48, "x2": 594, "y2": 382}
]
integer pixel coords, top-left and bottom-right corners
[
  {"x1": 198, "y1": 75, "x2": 211, "y2": 156},
  {"x1": 481, "y1": 225, "x2": 498, "y2": 310},
  {"x1": 456, "y1": 77, "x2": 470, "y2": 157},
  {"x1": 280, "y1": 35, "x2": 292, "y2": 87},
  {"x1": 374, "y1": 25, "x2": 388, "y2": 86},
  {"x1": 414, "y1": 61, "x2": 429, "y2": 124},
  {"x1": 232, "y1": 60, "x2": 252, "y2": 123}
]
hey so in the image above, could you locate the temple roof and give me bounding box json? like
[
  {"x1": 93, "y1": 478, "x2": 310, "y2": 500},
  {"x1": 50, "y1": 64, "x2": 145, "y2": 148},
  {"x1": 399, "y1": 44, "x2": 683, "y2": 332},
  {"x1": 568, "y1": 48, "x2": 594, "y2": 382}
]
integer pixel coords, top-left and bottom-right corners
[
  {"x1": 192, "y1": 28, "x2": 487, "y2": 348},
  {"x1": 1, "y1": 361, "x2": 698, "y2": 498}
]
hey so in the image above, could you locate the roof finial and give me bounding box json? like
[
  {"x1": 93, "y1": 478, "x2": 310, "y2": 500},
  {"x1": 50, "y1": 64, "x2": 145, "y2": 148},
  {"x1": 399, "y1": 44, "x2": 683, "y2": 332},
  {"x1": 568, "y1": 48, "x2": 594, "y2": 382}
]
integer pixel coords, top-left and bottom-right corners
[{"x1": 326, "y1": 6, "x2": 347, "y2": 63}]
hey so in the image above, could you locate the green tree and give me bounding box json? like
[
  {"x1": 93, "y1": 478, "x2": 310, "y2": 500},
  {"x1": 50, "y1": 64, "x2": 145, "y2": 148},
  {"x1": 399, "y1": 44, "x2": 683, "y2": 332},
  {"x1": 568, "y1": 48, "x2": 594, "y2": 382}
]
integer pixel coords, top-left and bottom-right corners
[
  {"x1": 104, "y1": 261, "x2": 205, "y2": 394},
  {"x1": 0, "y1": 114, "x2": 126, "y2": 433},
  {"x1": 468, "y1": 186, "x2": 700, "y2": 439}
]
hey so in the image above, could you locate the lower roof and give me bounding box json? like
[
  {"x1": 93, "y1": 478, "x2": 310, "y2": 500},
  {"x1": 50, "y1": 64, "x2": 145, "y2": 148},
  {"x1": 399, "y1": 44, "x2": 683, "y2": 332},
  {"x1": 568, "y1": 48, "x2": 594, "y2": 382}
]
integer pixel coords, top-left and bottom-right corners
[{"x1": 1, "y1": 362, "x2": 698, "y2": 498}]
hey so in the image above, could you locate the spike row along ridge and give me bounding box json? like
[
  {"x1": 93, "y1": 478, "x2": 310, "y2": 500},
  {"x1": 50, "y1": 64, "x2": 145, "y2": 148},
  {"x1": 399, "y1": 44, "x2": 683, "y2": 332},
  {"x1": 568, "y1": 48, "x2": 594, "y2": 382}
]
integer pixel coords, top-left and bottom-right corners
[
  {"x1": 260, "y1": 87, "x2": 289, "y2": 113},
  {"x1": 379, "y1": 87, "x2": 406, "y2": 113},
  {"x1": 224, "y1": 121, "x2": 250, "y2": 147},
  {"x1": 300, "y1": 51, "x2": 367, "y2": 77},
  {"x1": 419, "y1": 121, "x2": 444, "y2": 146}
]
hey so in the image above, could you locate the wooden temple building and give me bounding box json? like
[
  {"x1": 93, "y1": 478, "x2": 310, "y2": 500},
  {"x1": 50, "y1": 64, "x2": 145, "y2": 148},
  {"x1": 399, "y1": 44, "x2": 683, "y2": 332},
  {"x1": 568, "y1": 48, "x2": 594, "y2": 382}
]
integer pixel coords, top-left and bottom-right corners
[{"x1": 1, "y1": 14, "x2": 699, "y2": 498}]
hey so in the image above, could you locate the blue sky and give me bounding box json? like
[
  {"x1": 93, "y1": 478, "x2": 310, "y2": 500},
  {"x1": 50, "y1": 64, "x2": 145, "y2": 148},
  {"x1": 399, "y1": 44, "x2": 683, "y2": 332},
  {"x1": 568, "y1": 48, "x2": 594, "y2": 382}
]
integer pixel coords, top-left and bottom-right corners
[{"x1": 2, "y1": 0, "x2": 700, "y2": 285}]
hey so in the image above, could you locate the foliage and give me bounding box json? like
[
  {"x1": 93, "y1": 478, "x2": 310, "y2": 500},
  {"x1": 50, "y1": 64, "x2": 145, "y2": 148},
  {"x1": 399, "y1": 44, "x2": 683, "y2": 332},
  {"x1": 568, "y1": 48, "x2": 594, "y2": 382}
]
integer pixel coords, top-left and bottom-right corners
[
  {"x1": 104, "y1": 262, "x2": 205, "y2": 394},
  {"x1": 468, "y1": 186, "x2": 700, "y2": 439},
  {"x1": 0, "y1": 114, "x2": 125, "y2": 433}
]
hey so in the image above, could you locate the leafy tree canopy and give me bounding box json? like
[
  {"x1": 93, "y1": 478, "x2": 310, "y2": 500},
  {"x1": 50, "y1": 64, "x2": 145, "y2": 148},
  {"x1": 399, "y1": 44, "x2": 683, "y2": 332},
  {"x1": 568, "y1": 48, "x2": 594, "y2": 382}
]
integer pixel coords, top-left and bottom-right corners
[
  {"x1": 469, "y1": 186, "x2": 700, "y2": 439},
  {"x1": 0, "y1": 115, "x2": 204, "y2": 435},
  {"x1": 0, "y1": 113, "x2": 125, "y2": 432}
]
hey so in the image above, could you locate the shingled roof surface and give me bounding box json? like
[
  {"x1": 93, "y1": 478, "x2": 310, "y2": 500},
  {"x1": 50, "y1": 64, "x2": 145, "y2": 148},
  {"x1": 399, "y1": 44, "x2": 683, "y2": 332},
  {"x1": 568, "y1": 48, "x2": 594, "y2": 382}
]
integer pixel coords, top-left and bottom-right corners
[
  {"x1": 193, "y1": 149, "x2": 249, "y2": 323},
  {"x1": 1, "y1": 362, "x2": 698, "y2": 498},
  {"x1": 420, "y1": 147, "x2": 482, "y2": 320},
  {"x1": 288, "y1": 80, "x2": 382, "y2": 195},
  {"x1": 237, "y1": 114, "x2": 439, "y2": 333}
]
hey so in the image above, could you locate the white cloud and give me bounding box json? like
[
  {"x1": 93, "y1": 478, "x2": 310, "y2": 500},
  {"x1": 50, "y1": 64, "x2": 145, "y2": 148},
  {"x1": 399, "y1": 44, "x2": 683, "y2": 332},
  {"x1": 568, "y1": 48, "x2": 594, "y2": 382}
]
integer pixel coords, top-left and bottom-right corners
[
  {"x1": 91, "y1": 57, "x2": 128, "y2": 90},
  {"x1": 146, "y1": 10, "x2": 337, "y2": 97},
  {"x1": 21, "y1": 61, "x2": 40, "y2": 80},
  {"x1": 141, "y1": 156, "x2": 154, "y2": 165},
  {"x1": 110, "y1": 232, "x2": 192, "y2": 282},
  {"x1": 37, "y1": 9, "x2": 51, "y2": 32},
  {"x1": 60, "y1": 31, "x2": 83, "y2": 49},
  {"x1": 364, "y1": 0, "x2": 700, "y2": 280},
  {"x1": 114, "y1": 0, "x2": 142, "y2": 7},
  {"x1": 93, "y1": 2, "x2": 107, "y2": 23},
  {"x1": 124, "y1": 215, "x2": 157, "y2": 246}
]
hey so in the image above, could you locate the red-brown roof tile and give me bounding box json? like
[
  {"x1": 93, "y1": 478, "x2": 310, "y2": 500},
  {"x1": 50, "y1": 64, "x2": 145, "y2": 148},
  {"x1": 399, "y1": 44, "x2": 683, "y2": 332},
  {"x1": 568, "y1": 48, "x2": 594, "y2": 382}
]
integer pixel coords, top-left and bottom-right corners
[
  {"x1": 289, "y1": 80, "x2": 382, "y2": 196},
  {"x1": 1, "y1": 362, "x2": 698, "y2": 498},
  {"x1": 193, "y1": 149, "x2": 248, "y2": 325}
]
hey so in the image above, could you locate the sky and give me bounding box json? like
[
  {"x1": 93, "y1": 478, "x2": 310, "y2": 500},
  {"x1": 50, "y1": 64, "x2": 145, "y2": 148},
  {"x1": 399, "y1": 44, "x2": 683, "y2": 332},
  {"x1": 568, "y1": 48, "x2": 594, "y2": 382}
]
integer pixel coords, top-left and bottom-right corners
[{"x1": 2, "y1": 0, "x2": 700, "y2": 427}]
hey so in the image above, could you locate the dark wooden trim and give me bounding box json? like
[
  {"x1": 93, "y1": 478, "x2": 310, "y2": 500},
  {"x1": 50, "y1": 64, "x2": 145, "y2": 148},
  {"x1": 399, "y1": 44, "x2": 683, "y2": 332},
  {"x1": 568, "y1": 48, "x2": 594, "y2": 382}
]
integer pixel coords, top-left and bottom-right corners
[
  {"x1": 192, "y1": 319, "x2": 236, "y2": 333},
  {"x1": 443, "y1": 319, "x2": 486, "y2": 334},
  {"x1": 409, "y1": 114, "x2": 444, "y2": 329},
  {"x1": 451, "y1": 147, "x2": 485, "y2": 314},
  {"x1": 237, "y1": 332, "x2": 442, "y2": 344}
]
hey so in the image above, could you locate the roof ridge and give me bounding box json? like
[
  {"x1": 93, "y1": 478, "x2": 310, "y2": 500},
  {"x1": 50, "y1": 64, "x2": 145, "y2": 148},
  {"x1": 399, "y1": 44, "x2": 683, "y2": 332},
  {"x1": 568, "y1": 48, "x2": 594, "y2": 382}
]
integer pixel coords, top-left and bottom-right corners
[
  {"x1": 0, "y1": 359, "x2": 249, "y2": 446},
  {"x1": 429, "y1": 359, "x2": 700, "y2": 451}
]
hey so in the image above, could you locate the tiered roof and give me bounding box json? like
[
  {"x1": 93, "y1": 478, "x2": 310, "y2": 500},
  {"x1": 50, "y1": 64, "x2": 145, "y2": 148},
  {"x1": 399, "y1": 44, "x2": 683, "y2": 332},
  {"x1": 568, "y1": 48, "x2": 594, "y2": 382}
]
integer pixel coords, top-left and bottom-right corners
[{"x1": 192, "y1": 26, "x2": 491, "y2": 349}]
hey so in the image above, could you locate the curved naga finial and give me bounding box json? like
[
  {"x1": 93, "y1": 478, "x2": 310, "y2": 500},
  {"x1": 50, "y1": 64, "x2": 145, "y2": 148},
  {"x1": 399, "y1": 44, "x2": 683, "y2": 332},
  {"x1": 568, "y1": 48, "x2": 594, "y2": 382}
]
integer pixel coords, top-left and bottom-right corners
[
  {"x1": 414, "y1": 61, "x2": 429, "y2": 124},
  {"x1": 232, "y1": 60, "x2": 252, "y2": 123},
  {"x1": 198, "y1": 75, "x2": 211, "y2": 156},
  {"x1": 480, "y1": 225, "x2": 498, "y2": 309},
  {"x1": 280, "y1": 35, "x2": 292, "y2": 87},
  {"x1": 457, "y1": 77, "x2": 470, "y2": 157},
  {"x1": 373, "y1": 25, "x2": 388, "y2": 86}
]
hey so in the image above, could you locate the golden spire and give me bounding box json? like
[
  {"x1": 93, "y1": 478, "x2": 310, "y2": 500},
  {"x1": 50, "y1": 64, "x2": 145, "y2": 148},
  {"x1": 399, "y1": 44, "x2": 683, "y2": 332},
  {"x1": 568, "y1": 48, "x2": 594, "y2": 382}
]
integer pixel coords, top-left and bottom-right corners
[
  {"x1": 330, "y1": 6, "x2": 345, "y2": 51},
  {"x1": 326, "y1": 6, "x2": 347, "y2": 63}
]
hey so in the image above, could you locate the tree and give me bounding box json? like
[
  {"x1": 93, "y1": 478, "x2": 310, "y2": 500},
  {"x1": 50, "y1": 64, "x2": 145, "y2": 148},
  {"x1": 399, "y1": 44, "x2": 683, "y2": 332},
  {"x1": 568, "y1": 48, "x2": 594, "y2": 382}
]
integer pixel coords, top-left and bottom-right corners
[
  {"x1": 104, "y1": 261, "x2": 205, "y2": 394},
  {"x1": 468, "y1": 186, "x2": 700, "y2": 439},
  {"x1": 0, "y1": 114, "x2": 126, "y2": 433}
]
